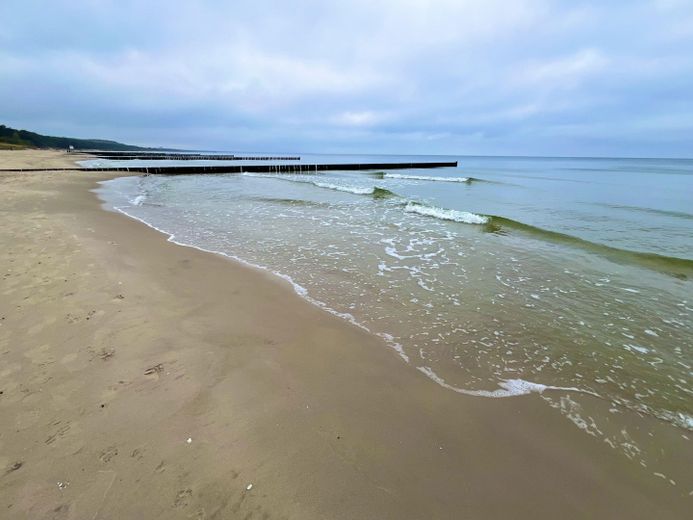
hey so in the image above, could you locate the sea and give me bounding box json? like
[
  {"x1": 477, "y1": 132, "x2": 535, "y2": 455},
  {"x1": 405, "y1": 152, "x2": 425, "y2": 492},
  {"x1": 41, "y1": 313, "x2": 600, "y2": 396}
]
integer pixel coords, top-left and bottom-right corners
[{"x1": 93, "y1": 153, "x2": 692, "y2": 483}]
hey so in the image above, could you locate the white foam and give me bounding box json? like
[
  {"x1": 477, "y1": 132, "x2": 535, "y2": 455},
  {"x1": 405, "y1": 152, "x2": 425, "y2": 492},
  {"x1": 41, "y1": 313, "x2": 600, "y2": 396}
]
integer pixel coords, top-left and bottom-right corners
[
  {"x1": 624, "y1": 343, "x2": 650, "y2": 354},
  {"x1": 404, "y1": 202, "x2": 488, "y2": 225},
  {"x1": 677, "y1": 413, "x2": 693, "y2": 430},
  {"x1": 384, "y1": 173, "x2": 471, "y2": 183},
  {"x1": 130, "y1": 194, "x2": 146, "y2": 206},
  {"x1": 241, "y1": 172, "x2": 279, "y2": 180},
  {"x1": 416, "y1": 366, "x2": 597, "y2": 398},
  {"x1": 242, "y1": 173, "x2": 378, "y2": 196},
  {"x1": 312, "y1": 182, "x2": 375, "y2": 195},
  {"x1": 376, "y1": 332, "x2": 409, "y2": 363},
  {"x1": 243, "y1": 176, "x2": 384, "y2": 195},
  {"x1": 384, "y1": 246, "x2": 422, "y2": 260}
]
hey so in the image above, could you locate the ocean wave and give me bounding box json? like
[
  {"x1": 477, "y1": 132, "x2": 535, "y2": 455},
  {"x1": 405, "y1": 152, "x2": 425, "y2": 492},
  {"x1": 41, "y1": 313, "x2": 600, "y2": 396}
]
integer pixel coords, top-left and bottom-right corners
[
  {"x1": 486, "y1": 216, "x2": 693, "y2": 279},
  {"x1": 404, "y1": 202, "x2": 489, "y2": 225},
  {"x1": 312, "y1": 182, "x2": 397, "y2": 198},
  {"x1": 242, "y1": 172, "x2": 395, "y2": 198},
  {"x1": 248, "y1": 196, "x2": 330, "y2": 208},
  {"x1": 384, "y1": 173, "x2": 471, "y2": 183},
  {"x1": 598, "y1": 203, "x2": 693, "y2": 221},
  {"x1": 240, "y1": 172, "x2": 693, "y2": 278},
  {"x1": 312, "y1": 182, "x2": 376, "y2": 195},
  {"x1": 242, "y1": 172, "x2": 321, "y2": 180},
  {"x1": 402, "y1": 201, "x2": 692, "y2": 278}
]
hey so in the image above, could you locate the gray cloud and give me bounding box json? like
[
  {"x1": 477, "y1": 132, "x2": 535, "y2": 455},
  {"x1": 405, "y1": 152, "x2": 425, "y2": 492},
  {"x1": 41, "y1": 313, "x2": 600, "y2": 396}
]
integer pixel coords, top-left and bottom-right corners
[{"x1": 2, "y1": 0, "x2": 692, "y2": 156}]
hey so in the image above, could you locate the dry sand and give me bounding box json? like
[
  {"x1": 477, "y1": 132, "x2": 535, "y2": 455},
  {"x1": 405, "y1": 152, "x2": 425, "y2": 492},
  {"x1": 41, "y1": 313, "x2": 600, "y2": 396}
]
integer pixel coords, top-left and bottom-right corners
[{"x1": 0, "y1": 150, "x2": 690, "y2": 519}]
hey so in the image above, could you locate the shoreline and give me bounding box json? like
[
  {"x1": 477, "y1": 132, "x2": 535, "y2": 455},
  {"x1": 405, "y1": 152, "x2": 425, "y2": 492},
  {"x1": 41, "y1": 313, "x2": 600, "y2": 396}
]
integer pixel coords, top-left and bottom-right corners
[
  {"x1": 98, "y1": 181, "x2": 411, "y2": 362},
  {"x1": 1, "y1": 150, "x2": 690, "y2": 518},
  {"x1": 102, "y1": 178, "x2": 598, "y2": 400}
]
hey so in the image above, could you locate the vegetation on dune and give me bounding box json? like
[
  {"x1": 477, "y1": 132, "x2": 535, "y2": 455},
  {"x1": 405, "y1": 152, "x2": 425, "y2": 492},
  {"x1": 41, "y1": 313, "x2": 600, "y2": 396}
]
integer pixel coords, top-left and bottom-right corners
[
  {"x1": 0, "y1": 124, "x2": 151, "y2": 151},
  {"x1": 0, "y1": 141, "x2": 27, "y2": 150}
]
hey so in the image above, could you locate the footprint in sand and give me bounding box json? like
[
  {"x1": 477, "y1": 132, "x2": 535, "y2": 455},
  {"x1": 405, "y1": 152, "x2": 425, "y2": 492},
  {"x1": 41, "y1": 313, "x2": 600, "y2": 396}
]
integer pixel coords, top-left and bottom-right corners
[
  {"x1": 130, "y1": 448, "x2": 144, "y2": 461},
  {"x1": 174, "y1": 489, "x2": 193, "y2": 509},
  {"x1": 45, "y1": 423, "x2": 71, "y2": 446},
  {"x1": 144, "y1": 363, "x2": 164, "y2": 380},
  {"x1": 99, "y1": 348, "x2": 115, "y2": 361},
  {"x1": 87, "y1": 346, "x2": 115, "y2": 362},
  {"x1": 85, "y1": 309, "x2": 104, "y2": 321},
  {"x1": 99, "y1": 446, "x2": 118, "y2": 464}
]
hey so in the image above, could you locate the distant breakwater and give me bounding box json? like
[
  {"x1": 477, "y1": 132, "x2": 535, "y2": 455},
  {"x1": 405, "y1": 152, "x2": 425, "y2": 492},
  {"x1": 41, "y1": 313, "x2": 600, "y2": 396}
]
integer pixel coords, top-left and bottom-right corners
[{"x1": 70, "y1": 151, "x2": 301, "y2": 161}]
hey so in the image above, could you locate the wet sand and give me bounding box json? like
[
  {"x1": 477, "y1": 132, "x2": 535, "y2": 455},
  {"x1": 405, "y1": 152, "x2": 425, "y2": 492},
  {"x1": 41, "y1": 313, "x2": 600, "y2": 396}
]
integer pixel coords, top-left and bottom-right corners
[{"x1": 0, "y1": 150, "x2": 690, "y2": 519}]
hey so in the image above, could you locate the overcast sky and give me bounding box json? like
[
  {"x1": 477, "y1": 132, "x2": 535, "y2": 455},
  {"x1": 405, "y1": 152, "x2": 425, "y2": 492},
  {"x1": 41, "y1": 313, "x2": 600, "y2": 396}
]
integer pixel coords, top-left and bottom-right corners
[{"x1": 2, "y1": 0, "x2": 693, "y2": 156}]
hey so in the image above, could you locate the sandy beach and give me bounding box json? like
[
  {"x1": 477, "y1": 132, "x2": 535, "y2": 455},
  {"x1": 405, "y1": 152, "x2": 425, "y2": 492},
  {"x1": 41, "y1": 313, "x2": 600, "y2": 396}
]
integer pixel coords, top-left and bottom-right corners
[{"x1": 0, "y1": 150, "x2": 690, "y2": 519}]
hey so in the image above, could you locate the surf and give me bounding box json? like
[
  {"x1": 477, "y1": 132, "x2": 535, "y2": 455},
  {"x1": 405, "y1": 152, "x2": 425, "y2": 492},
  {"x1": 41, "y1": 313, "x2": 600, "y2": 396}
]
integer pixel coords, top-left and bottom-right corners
[{"x1": 403, "y1": 201, "x2": 489, "y2": 225}]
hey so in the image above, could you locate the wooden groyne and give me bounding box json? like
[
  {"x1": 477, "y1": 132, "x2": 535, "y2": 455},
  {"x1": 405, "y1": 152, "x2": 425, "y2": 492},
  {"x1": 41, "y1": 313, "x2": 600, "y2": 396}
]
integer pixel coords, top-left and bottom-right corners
[
  {"x1": 71, "y1": 151, "x2": 301, "y2": 161},
  {"x1": 0, "y1": 161, "x2": 458, "y2": 174}
]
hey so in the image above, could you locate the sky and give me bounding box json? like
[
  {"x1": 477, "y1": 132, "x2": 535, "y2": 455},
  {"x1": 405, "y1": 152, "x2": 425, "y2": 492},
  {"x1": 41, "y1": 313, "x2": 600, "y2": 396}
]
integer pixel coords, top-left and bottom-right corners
[{"x1": 2, "y1": 0, "x2": 693, "y2": 157}]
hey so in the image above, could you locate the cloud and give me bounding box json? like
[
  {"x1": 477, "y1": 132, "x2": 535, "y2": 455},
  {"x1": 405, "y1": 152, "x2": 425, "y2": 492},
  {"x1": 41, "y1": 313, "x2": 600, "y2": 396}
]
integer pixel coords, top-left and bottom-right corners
[
  {"x1": 1, "y1": 0, "x2": 692, "y2": 156},
  {"x1": 331, "y1": 111, "x2": 385, "y2": 127},
  {"x1": 514, "y1": 49, "x2": 609, "y2": 89}
]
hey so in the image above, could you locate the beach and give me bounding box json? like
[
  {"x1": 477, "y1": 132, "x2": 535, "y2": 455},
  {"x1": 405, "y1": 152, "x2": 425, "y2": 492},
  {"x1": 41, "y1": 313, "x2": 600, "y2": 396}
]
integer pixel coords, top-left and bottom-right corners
[{"x1": 0, "y1": 150, "x2": 690, "y2": 519}]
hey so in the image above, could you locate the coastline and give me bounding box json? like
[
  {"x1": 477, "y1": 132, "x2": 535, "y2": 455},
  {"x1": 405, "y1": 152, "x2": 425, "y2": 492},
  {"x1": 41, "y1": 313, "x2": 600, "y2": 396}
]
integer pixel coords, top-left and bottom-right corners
[{"x1": 0, "y1": 150, "x2": 690, "y2": 518}]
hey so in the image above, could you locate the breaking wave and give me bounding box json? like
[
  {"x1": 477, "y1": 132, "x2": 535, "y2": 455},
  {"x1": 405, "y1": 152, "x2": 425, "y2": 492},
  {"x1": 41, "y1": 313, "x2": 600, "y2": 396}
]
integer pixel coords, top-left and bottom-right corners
[
  {"x1": 242, "y1": 172, "x2": 396, "y2": 198},
  {"x1": 383, "y1": 173, "x2": 472, "y2": 183},
  {"x1": 242, "y1": 171, "x2": 693, "y2": 278},
  {"x1": 312, "y1": 182, "x2": 394, "y2": 197},
  {"x1": 404, "y1": 202, "x2": 489, "y2": 225}
]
